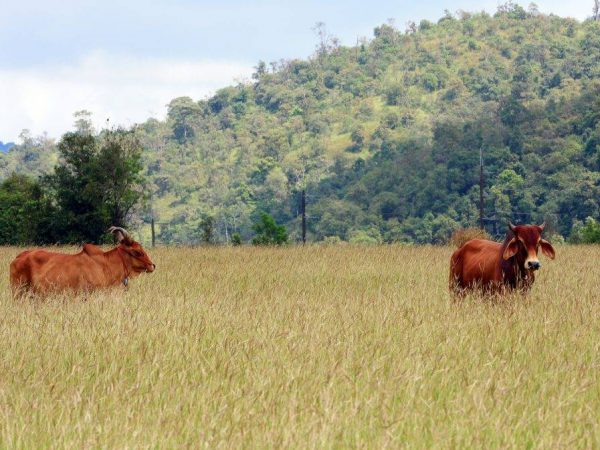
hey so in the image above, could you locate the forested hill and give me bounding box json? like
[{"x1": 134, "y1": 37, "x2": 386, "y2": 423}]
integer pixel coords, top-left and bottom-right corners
[{"x1": 2, "y1": 3, "x2": 600, "y2": 244}]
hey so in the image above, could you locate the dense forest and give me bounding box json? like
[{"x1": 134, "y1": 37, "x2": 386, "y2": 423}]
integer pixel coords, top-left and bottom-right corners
[{"x1": 1, "y1": 3, "x2": 599, "y2": 245}]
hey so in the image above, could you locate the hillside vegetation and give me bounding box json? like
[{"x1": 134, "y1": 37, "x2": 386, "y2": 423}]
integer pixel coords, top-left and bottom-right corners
[{"x1": 2, "y1": 3, "x2": 599, "y2": 244}]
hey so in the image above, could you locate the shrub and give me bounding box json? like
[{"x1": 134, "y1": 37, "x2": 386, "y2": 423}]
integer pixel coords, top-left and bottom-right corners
[
  {"x1": 321, "y1": 236, "x2": 344, "y2": 245},
  {"x1": 570, "y1": 218, "x2": 600, "y2": 244},
  {"x1": 251, "y1": 213, "x2": 288, "y2": 245},
  {"x1": 231, "y1": 233, "x2": 242, "y2": 246},
  {"x1": 422, "y1": 73, "x2": 440, "y2": 92},
  {"x1": 546, "y1": 233, "x2": 565, "y2": 245},
  {"x1": 348, "y1": 227, "x2": 383, "y2": 245},
  {"x1": 385, "y1": 84, "x2": 403, "y2": 106}
]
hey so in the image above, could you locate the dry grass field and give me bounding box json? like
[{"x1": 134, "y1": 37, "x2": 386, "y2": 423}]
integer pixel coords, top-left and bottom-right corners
[{"x1": 0, "y1": 244, "x2": 599, "y2": 448}]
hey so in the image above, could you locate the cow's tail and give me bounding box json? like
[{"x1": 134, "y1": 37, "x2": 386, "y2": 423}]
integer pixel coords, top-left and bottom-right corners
[{"x1": 10, "y1": 253, "x2": 32, "y2": 298}]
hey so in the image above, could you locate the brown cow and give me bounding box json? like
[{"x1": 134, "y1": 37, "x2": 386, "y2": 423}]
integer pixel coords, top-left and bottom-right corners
[
  {"x1": 10, "y1": 227, "x2": 155, "y2": 296},
  {"x1": 449, "y1": 223, "x2": 555, "y2": 295}
]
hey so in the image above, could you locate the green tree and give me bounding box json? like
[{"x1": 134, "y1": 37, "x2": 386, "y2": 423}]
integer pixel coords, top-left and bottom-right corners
[
  {"x1": 0, "y1": 174, "x2": 55, "y2": 244},
  {"x1": 46, "y1": 129, "x2": 144, "y2": 243},
  {"x1": 251, "y1": 213, "x2": 288, "y2": 245},
  {"x1": 167, "y1": 97, "x2": 202, "y2": 143},
  {"x1": 98, "y1": 130, "x2": 145, "y2": 227},
  {"x1": 199, "y1": 215, "x2": 216, "y2": 244},
  {"x1": 73, "y1": 110, "x2": 94, "y2": 135}
]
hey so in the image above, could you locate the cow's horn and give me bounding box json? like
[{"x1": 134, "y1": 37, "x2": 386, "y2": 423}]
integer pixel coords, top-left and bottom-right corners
[
  {"x1": 538, "y1": 222, "x2": 546, "y2": 231},
  {"x1": 108, "y1": 226, "x2": 130, "y2": 242},
  {"x1": 508, "y1": 222, "x2": 516, "y2": 232}
]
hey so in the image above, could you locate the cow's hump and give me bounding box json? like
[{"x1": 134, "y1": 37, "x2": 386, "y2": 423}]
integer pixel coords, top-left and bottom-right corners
[{"x1": 82, "y1": 244, "x2": 105, "y2": 256}]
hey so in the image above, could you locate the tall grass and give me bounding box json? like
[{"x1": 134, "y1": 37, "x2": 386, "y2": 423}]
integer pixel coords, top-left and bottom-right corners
[{"x1": 0, "y1": 245, "x2": 598, "y2": 448}]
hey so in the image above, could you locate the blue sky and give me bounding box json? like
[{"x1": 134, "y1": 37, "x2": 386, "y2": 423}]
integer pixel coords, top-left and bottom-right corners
[{"x1": 0, "y1": 0, "x2": 594, "y2": 142}]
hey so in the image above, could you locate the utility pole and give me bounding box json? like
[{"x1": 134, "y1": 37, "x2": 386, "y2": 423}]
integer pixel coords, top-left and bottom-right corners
[
  {"x1": 479, "y1": 147, "x2": 485, "y2": 230},
  {"x1": 151, "y1": 216, "x2": 156, "y2": 248},
  {"x1": 301, "y1": 189, "x2": 307, "y2": 245}
]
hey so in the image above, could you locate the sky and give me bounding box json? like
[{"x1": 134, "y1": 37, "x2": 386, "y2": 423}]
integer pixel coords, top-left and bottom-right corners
[{"x1": 0, "y1": 0, "x2": 594, "y2": 143}]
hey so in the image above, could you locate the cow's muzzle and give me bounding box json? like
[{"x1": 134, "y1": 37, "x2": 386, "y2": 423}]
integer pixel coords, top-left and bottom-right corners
[{"x1": 526, "y1": 261, "x2": 541, "y2": 270}]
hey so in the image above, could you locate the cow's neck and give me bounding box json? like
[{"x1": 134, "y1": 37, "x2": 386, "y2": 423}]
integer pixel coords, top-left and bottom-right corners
[
  {"x1": 106, "y1": 247, "x2": 130, "y2": 286},
  {"x1": 512, "y1": 248, "x2": 533, "y2": 289}
]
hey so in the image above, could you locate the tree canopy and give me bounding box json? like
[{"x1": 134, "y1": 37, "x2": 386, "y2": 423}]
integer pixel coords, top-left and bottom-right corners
[{"x1": 44, "y1": 127, "x2": 144, "y2": 243}]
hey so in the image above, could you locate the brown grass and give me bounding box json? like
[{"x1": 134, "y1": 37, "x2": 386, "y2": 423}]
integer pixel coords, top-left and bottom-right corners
[{"x1": 0, "y1": 244, "x2": 598, "y2": 448}]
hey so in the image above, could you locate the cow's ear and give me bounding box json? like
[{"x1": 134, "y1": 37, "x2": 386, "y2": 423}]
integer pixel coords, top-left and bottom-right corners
[
  {"x1": 119, "y1": 234, "x2": 134, "y2": 246},
  {"x1": 121, "y1": 237, "x2": 134, "y2": 246},
  {"x1": 540, "y1": 239, "x2": 555, "y2": 260},
  {"x1": 503, "y1": 238, "x2": 519, "y2": 260}
]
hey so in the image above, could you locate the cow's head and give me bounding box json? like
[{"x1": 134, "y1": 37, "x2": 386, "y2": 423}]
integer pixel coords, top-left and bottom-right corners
[
  {"x1": 109, "y1": 226, "x2": 156, "y2": 274},
  {"x1": 502, "y1": 223, "x2": 555, "y2": 270}
]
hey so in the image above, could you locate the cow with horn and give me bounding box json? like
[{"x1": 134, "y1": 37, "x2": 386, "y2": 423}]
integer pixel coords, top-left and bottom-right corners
[
  {"x1": 450, "y1": 223, "x2": 555, "y2": 295},
  {"x1": 10, "y1": 226, "x2": 155, "y2": 296}
]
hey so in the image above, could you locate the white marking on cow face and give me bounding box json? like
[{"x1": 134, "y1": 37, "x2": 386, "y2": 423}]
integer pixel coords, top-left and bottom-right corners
[{"x1": 522, "y1": 238, "x2": 541, "y2": 270}]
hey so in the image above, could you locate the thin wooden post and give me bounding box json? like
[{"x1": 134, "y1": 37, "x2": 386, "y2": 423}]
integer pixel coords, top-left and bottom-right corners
[
  {"x1": 301, "y1": 189, "x2": 306, "y2": 245},
  {"x1": 479, "y1": 147, "x2": 485, "y2": 230},
  {"x1": 151, "y1": 217, "x2": 156, "y2": 248}
]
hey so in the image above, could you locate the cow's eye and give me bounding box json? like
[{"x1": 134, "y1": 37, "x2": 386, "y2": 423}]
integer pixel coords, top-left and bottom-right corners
[{"x1": 132, "y1": 250, "x2": 142, "y2": 257}]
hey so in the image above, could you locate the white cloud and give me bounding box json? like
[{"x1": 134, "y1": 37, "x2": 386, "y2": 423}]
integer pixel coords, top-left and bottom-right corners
[{"x1": 0, "y1": 51, "x2": 254, "y2": 142}]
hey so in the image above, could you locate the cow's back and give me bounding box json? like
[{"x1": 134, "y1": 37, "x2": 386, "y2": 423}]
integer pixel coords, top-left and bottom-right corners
[
  {"x1": 10, "y1": 249, "x2": 87, "y2": 295},
  {"x1": 450, "y1": 239, "x2": 503, "y2": 292}
]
